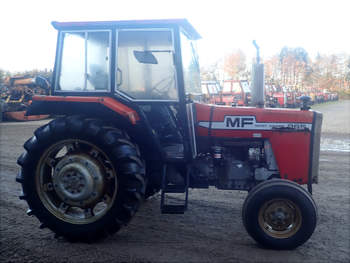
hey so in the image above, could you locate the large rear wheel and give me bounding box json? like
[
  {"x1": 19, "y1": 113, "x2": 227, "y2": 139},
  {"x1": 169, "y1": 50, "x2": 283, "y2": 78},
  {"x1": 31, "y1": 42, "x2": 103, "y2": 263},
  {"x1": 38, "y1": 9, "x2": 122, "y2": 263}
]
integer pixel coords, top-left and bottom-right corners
[
  {"x1": 17, "y1": 116, "x2": 145, "y2": 241},
  {"x1": 242, "y1": 179, "x2": 317, "y2": 249}
]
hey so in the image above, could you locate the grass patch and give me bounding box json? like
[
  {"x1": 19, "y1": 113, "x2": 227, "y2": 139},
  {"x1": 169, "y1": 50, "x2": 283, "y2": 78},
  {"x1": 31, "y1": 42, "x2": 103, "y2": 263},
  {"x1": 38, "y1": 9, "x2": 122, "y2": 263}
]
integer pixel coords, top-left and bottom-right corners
[{"x1": 311, "y1": 100, "x2": 348, "y2": 109}]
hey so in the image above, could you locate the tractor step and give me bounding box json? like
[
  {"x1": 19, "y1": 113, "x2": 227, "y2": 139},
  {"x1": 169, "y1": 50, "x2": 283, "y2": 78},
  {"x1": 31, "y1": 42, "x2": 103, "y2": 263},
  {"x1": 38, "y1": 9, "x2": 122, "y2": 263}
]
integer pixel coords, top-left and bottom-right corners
[
  {"x1": 160, "y1": 164, "x2": 190, "y2": 215},
  {"x1": 161, "y1": 204, "x2": 186, "y2": 214},
  {"x1": 163, "y1": 184, "x2": 186, "y2": 193}
]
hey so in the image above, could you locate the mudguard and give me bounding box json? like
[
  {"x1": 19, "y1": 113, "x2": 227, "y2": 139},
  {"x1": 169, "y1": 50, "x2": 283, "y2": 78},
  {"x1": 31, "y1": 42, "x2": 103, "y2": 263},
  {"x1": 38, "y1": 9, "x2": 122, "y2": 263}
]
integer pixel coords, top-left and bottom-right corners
[
  {"x1": 26, "y1": 95, "x2": 164, "y2": 161},
  {"x1": 27, "y1": 96, "x2": 139, "y2": 124}
]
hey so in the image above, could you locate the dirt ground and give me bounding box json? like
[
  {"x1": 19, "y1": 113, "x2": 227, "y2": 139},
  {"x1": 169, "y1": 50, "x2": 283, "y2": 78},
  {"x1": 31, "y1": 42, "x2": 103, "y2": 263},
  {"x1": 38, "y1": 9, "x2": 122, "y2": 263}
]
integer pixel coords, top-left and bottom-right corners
[{"x1": 0, "y1": 101, "x2": 349, "y2": 263}]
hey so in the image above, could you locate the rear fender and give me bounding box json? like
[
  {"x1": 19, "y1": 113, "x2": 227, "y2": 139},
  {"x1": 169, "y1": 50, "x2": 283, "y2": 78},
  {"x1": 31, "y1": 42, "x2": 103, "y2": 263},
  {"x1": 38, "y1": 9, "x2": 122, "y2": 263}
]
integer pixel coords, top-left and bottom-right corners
[
  {"x1": 27, "y1": 95, "x2": 139, "y2": 124},
  {"x1": 27, "y1": 96, "x2": 163, "y2": 161}
]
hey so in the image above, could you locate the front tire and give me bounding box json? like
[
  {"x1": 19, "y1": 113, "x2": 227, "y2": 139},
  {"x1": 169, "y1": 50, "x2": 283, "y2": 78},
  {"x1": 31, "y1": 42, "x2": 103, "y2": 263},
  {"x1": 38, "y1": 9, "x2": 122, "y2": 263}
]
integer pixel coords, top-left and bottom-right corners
[
  {"x1": 242, "y1": 179, "x2": 317, "y2": 250},
  {"x1": 17, "y1": 116, "x2": 145, "y2": 242}
]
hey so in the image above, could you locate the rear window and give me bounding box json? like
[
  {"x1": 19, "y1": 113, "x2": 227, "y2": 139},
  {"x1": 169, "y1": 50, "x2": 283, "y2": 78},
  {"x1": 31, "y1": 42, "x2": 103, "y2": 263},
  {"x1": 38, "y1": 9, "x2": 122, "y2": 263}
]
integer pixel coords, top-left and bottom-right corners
[{"x1": 57, "y1": 31, "x2": 111, "y2": 92}]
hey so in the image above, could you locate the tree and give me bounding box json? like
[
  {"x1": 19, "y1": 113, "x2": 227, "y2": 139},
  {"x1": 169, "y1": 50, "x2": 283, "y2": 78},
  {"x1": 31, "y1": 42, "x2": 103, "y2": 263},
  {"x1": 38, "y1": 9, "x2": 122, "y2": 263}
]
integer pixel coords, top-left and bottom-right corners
[
  {"x1": 0, "y1": 68, "x2": 10, "y2": 85},
  {"x1": 279, "y1": 46, "x2": 309, "y2": 87},
  {"x1": 264, "y1": 55, "x2": 280, "y2": 84},
  {"x1": 223, "y1": 49, "x2": 246, "y2": 80}
]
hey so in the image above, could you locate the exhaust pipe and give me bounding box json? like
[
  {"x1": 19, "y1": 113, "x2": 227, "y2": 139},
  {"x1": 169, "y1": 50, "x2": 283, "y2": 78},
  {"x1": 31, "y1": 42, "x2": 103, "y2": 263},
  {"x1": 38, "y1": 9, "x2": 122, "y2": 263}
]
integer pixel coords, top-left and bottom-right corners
[{"x1": 251, "y1": 40, "x2": 264, "y2": 108}]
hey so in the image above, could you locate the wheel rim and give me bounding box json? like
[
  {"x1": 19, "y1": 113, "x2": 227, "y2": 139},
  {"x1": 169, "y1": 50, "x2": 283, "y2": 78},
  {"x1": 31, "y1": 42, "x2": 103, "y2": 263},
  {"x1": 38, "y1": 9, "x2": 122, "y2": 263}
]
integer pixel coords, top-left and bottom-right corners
[
  {"x1": 258, "y1": 198, "x2": 302, "y2": 239},
  {"x1": 36, "y1": 139, "x2": 117, "y2": 224}
]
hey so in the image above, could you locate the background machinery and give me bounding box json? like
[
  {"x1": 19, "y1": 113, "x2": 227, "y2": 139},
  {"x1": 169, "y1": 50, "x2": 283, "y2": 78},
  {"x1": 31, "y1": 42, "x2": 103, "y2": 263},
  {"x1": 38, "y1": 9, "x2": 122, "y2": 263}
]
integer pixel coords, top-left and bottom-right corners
[
  {"x1": 1, "y1": 75, "x2": 50, "y2": 121},
  {"x1": 201, "y1": 80, "x2": 222, "y2": 104},
  {"x1": 221, "y1": 80, "x2": 252, "y2": 106}
]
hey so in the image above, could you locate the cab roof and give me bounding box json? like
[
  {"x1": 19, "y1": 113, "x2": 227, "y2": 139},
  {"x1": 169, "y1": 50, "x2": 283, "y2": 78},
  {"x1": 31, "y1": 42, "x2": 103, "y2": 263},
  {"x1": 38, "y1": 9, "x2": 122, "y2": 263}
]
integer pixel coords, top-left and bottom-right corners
[{"x1": 51, "y1": 18, "x2": 201, "y2": 40}]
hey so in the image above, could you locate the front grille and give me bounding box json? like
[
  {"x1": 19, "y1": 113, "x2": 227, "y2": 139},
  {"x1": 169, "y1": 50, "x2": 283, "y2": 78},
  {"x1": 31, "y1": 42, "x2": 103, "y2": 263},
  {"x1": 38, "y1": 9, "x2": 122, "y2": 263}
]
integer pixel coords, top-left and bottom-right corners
[{"x1": 311, "y1": 111, "x2": 323, "y2": 184}]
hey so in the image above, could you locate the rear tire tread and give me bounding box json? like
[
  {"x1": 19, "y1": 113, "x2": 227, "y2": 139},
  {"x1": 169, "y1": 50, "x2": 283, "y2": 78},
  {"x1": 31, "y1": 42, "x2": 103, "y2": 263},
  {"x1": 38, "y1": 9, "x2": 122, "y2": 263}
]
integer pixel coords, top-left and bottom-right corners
[{"x1": 17, "y1": 115, "x2": 146, "y2": 242}]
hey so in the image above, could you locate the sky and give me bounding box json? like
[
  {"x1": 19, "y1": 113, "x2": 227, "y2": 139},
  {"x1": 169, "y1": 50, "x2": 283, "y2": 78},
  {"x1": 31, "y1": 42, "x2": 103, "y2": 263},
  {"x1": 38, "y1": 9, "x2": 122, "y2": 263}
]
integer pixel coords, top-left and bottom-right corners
[{"x1": 0, "y1": 0, "x2": 349, "y2": 72}]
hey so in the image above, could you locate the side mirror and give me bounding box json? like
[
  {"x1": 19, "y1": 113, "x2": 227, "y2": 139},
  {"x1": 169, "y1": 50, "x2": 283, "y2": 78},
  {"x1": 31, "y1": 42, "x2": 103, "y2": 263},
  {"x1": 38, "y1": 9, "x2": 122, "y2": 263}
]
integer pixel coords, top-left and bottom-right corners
[{"x1": 133, "y1": 51, "x2": 158, "y2": 64}]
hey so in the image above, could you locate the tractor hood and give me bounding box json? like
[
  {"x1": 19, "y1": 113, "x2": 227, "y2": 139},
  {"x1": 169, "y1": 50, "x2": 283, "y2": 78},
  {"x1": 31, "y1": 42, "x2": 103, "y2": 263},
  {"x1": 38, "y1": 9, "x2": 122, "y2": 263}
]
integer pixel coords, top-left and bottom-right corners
[
  {"x1": 195, "y1": 103, "x2": 315, "y2": 134},
  {"x1": 193, "y1": 102, "x2": 322, "y2": 191}
]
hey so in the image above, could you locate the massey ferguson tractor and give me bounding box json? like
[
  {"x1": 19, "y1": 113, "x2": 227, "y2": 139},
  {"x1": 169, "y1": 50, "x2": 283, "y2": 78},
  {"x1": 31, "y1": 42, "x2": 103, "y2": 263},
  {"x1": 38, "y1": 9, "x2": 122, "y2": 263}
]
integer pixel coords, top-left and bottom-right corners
[
  {"x1": 222, "y1": 80, "x2": 252, "y2": 106},
  {"x1": 17, "y1": 19, "x2": 322, "y2": 250}
]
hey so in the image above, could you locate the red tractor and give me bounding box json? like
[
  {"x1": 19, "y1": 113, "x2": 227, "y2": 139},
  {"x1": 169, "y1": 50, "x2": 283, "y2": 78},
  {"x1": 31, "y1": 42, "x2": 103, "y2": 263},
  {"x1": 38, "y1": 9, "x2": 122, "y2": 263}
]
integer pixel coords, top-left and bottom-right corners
[
  {"x1": 201, "y1": 80, "x2": 222, "y2": 104},
  {"x1": 17, "y1": 19, "x2": 322, "y2": 250},
  {"x1": 221, "y1": 80, "x2": 252, "y2": 106},
  {"x1": 266, "y1": 85, "x2": 297, "y2": 108}
]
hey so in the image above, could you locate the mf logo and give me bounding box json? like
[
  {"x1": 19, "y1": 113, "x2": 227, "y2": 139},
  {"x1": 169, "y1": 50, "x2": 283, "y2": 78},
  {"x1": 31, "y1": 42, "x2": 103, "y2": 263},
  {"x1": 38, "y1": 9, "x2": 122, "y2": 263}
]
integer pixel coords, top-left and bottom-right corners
[{"x1": 225, "y1": 116, "x2": 255, "y2": 128}]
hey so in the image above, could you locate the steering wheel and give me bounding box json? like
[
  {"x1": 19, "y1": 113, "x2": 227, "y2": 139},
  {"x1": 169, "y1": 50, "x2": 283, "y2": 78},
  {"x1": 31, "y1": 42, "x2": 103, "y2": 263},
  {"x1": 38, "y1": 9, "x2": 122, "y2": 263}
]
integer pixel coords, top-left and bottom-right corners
[{"x1": 147, "y1": 75, "x2": 175, "y2": 99}]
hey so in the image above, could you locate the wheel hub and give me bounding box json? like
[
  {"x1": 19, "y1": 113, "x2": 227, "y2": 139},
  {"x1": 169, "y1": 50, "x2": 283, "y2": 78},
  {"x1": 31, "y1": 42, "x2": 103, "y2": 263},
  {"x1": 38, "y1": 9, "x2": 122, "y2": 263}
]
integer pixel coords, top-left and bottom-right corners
[
  {"x1": 53, "y1": 154, "x2": 105, "y2": 208},
  {"x1": 259, "y1": 199, "x2": 302, "y2": 238}
]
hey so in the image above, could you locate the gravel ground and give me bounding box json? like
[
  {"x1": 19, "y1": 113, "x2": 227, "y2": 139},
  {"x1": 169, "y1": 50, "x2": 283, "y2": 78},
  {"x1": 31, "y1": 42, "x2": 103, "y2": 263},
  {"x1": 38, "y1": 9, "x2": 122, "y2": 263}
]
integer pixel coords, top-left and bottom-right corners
[{"x1": 0, "y1": 100, "x2": 349, "y2": 263}]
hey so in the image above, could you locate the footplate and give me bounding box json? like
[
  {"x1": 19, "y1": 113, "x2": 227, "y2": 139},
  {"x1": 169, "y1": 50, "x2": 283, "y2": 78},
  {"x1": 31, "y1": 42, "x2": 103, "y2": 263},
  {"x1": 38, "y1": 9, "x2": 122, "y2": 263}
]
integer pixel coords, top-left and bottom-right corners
[{"x1": 160, "y1": 164, "x2": 189, "y2": 214}]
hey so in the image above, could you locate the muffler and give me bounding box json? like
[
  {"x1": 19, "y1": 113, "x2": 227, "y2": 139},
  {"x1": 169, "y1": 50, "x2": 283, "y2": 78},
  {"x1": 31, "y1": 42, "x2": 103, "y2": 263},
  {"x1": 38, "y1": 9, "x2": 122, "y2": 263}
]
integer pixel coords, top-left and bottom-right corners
[{"x1": 251, "y1": 40, "x2": 264, "y2": 108}]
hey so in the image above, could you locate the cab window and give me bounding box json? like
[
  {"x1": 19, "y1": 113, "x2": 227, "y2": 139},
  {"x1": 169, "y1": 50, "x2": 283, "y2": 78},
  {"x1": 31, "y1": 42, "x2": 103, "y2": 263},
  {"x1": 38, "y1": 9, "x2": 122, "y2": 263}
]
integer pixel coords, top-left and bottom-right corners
[
  {"x1": 180, "y1": 31, "x2": 201, "y2": 96},
  {"x1": 57, "y1": 31, "x2": 111, "y2": 92}
]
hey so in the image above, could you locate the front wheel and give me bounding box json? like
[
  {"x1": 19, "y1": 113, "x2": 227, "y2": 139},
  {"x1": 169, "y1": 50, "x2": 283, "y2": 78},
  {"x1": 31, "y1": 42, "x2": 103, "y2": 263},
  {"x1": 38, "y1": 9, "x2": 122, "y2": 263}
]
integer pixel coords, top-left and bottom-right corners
[
  {"x1": 242, "y1": 179, "x2": 317, "y2": 250},
  {"x1": 17, "y1": 116, "x2": 146, "y2": 242}
]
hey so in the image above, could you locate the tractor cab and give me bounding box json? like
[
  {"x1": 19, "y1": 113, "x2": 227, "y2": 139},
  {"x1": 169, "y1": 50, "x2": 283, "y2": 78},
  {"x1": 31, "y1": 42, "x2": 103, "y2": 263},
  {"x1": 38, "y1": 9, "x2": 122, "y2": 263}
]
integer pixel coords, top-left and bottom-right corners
[
  {"x1": 34, "y1": 19, "x2": 203, "y2": 161},
  {"x1": 53, "y1": 19, "x2": 201, "y2": 101}
]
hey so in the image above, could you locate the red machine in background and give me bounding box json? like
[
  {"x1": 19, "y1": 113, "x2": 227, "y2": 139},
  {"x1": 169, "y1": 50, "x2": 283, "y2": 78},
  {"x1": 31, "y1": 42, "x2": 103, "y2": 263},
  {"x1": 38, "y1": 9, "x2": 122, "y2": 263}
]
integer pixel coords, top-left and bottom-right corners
[
  {"x1": 201, "y1": 80, "x2": 252, "y2": 106},
  {"x1": 322, "y1": 89, "x2": 338, "y2": 102},
  {"x1": 220, "y1": 80, "x2": 252, "y2": 106},
  {"x1": 201, "y1": 80, "x2": 222, "y2": 104},
  {"x1": 265, "y1": 85, "x2": 297, "y2": 108},
  {"x1": 265, "y1": 85, "x2": 338, "y2": 108}
]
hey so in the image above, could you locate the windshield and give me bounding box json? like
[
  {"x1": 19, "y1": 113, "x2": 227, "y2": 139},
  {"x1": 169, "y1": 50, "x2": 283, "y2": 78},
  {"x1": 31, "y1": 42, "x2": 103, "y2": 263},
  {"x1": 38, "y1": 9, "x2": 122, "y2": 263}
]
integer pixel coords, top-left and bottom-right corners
[
  {"x1": 208, "y1": 84, "x2": 219, "y2": 94},
  {"x1": 232, "y1": 82, "x2": 241, "y2": 93},
  {"x1": 201, "y1": 84, "x2": 208, "y2": 94},
  {"x1": 241, "y1": 81, "x2": 251, "y2": 92},
  {"x1": 180, "y1": 32, "x2": 201, "y2": 96},
  {"x1": 223, "y1": 82, "x2": 231, "y2": 93}
]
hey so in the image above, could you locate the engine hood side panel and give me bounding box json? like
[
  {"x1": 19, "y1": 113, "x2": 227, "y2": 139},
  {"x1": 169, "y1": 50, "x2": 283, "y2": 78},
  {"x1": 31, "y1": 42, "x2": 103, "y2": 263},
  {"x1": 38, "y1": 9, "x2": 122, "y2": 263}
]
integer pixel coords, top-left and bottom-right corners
[{"x1": 194, "y1": 103, "x2": 314, "y2": 184}]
